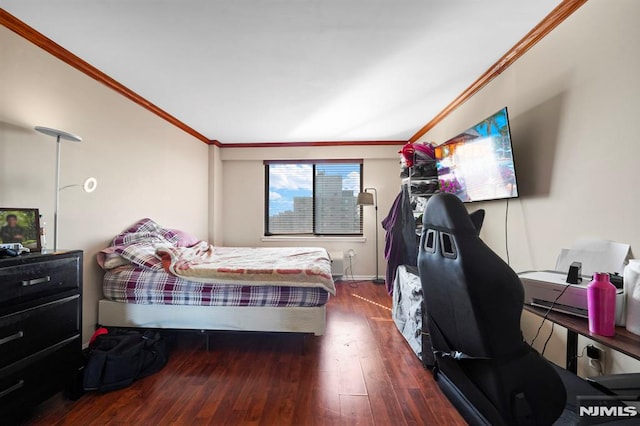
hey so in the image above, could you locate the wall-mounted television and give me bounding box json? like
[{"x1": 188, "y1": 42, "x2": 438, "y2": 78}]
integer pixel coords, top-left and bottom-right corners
[{"x1": 435, "y1": 107, "x2": 518, "y2": 203}]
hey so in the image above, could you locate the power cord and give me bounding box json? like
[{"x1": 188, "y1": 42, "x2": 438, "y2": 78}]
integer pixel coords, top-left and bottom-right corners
[
  {"x1": 591, "y1": 359, "x2": 604, "y2": 376},
  {"x1": 347, "y1": 255, "x2": 358, "y2": 288},
  {"x1": 541, "y1": 322, "x2": 555, "y2": 356},
  {"x1": 530, "y1": 283, "x2": 571, "y2": 351},
  {"x1": 505, "y1": 198, "x2": 510, "y2": 266},
  {"x1": 572, "y1": 345, "x2": 605, "y2": 375},
  {"x1": 575, "y1": 344, "x2": 589, "y2": 359},
  {"x1": 346, "y1": 254, "x2": 371, "y2": 288}
]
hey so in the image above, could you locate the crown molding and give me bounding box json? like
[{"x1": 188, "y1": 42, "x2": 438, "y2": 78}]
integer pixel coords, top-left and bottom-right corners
[
  {"x1": 218, "y1": 140, "x2": 407, "y2": 148},
  {"x1": 0, "y1": 8, "x2": 210, "y2": 144},
  {"x1": 409, "y1": 0, "x2": 588, "y2": 143},
  {"x1": 2, "y1": 1, "x2": 586, "y2": 149}
]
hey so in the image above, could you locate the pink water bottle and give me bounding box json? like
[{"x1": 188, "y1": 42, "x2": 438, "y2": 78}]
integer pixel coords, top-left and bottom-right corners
[{"x1": 587, "y1": 272, "x2": 616, "y2": 336}]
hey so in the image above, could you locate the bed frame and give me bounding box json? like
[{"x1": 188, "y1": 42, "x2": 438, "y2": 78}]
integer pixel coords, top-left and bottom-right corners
[{"x1": 98, "y1": 300, "x2": 327, "y2": 336}]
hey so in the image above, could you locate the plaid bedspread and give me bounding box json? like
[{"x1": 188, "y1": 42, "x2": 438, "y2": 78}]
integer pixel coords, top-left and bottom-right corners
[
  {"x1": 99, "y1": 219, "x2": 334, "y2": 307},
  {"x1": 104, "y1": 265, "x2": 330, "y2": 307}
]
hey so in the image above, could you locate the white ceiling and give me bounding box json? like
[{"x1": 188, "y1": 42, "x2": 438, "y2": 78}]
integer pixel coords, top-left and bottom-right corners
[{"x1": 1, "y1": 0, "x2": 562, "y2": 144}]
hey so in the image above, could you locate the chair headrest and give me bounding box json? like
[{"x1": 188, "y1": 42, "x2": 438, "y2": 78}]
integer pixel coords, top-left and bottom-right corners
[{"x1": 424, "y1": 193, "x2": 484, "y2": 235}]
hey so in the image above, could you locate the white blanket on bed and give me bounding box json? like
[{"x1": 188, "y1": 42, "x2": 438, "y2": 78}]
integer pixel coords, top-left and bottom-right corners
[
  {"x1": 98, "y1": 219, "x2": 336, "y2": 295},
  {"x1": 157, "y1": 243, "x2": 336, "y2": 294}
]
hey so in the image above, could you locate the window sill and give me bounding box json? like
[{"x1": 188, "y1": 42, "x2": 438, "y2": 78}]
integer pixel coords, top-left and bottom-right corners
[{"x1": 261, "y1": 235, "x2": 367, "y2": 243}]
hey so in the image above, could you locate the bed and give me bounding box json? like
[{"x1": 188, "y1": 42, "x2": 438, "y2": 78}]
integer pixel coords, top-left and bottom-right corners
[{"x1": 97, "y1": 219, "x2": 335, "y2": 336}]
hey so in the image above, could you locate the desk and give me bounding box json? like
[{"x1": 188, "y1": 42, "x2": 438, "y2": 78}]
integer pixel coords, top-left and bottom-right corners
[{"x1": 524, "y1": 305, "x2": 640, "y2": 374}]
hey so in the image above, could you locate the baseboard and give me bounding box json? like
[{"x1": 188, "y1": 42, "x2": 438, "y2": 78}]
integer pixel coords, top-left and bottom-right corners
[{"x1": 335, "y1": 275, "x2": 378, "y2": 282}]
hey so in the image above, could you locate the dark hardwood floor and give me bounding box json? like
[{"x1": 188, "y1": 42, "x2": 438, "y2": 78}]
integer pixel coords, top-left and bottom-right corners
[{"x1": 24, "y1": 282, "x2": 465, "y2": 425}]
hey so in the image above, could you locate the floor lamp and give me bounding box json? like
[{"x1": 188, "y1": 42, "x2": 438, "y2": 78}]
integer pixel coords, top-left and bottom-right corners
[
  {"x1": 357, "y1": 187, "x2": 385, "y2": 284},
  {"x1": 35, "y1": 126, "x2": 96, "y2": 251}
]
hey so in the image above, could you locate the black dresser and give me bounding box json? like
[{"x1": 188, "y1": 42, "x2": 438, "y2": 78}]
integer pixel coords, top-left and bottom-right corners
[{"x1": 0, "y1": 250, "x2": 83, "y2": 419}]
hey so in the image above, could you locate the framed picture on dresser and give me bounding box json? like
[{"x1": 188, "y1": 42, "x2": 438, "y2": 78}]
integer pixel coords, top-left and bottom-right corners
[{"x1": 0, "y1": 207, "x2": 41, "y2": 251}]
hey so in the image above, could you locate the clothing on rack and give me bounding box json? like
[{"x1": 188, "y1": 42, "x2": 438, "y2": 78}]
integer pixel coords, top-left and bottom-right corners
[{"x1": 382, "y1": 185, "x2": 418, "y2": 294}]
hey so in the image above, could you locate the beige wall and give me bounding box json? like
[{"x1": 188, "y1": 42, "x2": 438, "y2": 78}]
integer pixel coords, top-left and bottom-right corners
[
  {"x1": 416, "y1": 0, "x2": 640, "y2": 375},
  {"x1": 0, "y1": 27, "x2": 209, "y2": 343},
  {"x1": 217, "y1": 145, "x2": 401, "y2": 279},
  {"x1": 5, "y1": 0, "x2": 638, "y2": 376},
  {"x1": 208, "y1": 145, "x2": 224, "y2": 245}
]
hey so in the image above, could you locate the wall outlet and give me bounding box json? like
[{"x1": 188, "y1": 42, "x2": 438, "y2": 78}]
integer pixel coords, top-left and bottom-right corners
[
  {"x1": 586, "y1": 344, "x2": 603, "y2": 360},
  {"x1": 586, "y1": 344, "x2": 605, "y2": 375}
]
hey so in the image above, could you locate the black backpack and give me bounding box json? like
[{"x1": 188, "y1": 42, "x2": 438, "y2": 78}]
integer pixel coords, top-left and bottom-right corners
[{"x1": 83, "y1": 330, "x2": 168, "y2": 392}]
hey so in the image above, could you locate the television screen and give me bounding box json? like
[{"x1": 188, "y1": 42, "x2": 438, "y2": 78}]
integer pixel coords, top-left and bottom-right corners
[{"x1": 435, "y1": 107, "x2": 518, "y2": 203}]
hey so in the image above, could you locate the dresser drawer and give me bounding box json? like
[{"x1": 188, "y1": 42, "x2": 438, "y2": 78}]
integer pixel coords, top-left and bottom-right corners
[
  {"x1": 0, "y1": 295, "x2": 80, "y2": 368},
  {"x1": 0, "y1": 257, "x2": 80, "y2": 305},
  {"x1": 0, "y1": 339, "x2": 79, "y2": 417}
]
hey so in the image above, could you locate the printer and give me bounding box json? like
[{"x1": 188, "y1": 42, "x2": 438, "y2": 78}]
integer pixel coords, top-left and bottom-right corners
[{"x1": 519, "y1": 270, "x2": 625, "y2": 326}]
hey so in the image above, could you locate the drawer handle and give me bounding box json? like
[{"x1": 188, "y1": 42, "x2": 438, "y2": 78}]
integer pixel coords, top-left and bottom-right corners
[
  {"x1": 0, "y1": 380, "x2": 25, "y2": 399},
  {"x1": 21, "y1": 276, "x2": 51, "y2": 286},
  {"x1": 0, "y1": 331, "x2": 24, "y2": 346}
]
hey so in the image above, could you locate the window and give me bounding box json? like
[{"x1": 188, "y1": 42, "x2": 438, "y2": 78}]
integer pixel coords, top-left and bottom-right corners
[{"x1": 265, "y1": 160, "x2": 363, "y2": 236}]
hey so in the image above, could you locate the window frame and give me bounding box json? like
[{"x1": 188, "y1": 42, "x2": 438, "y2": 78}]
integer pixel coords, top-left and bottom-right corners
[{"x1": 264, "y1": 159, "x2": 364, "y2": 237}]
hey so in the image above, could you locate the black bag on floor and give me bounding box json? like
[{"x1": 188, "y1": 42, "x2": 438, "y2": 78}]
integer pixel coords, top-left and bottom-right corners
[{"x1": 83, "y1": 330, "x2": 168, "y2": 392}]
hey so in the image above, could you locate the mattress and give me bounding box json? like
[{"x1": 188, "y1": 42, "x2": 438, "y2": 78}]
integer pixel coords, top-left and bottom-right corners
[{"x1": 103, "y1": 265, "x2": 330, "y2": 307}]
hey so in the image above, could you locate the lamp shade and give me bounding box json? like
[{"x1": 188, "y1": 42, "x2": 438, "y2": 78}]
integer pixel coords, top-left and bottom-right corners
[
  {"x1": 34, "y1": 126, "x2": 82, "y2": 142},
  {"x1": 357, "y1": 192, "x2": 374, "y2": 206}
]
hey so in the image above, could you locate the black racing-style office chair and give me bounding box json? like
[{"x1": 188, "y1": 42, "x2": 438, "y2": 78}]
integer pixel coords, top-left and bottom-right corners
[
  {"x1": 417, "y1": 193, "x2": 640, "y2": 425},
  {"x1": 418, "y1": 193, "x2": 567, "y2": 425}
]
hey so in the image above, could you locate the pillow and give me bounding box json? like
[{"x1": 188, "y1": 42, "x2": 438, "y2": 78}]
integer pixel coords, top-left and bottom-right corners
[
  {"x1": 97, "y1": 247, "x2": 130, "y2": 270},
  {"x1": 169, "y1": 228, "x2": 200, "y2": 247},
  {"x1": 113, "y1": 218, "x2": 179, "y2": 246}
]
